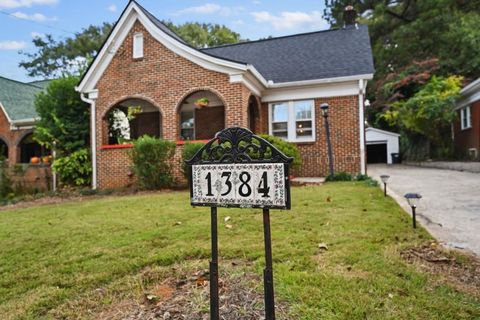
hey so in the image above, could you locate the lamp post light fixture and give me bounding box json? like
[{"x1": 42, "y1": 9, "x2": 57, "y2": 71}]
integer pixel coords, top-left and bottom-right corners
[
  {"x1": 380, "y1": 175, "x2": 390, "y2": 197},
  {"x1": 320, "y1": 103, "x2": 334, "y2": 176},
  {"x1": 404, "y1": 193, "x2": 422, "y2": 229}
]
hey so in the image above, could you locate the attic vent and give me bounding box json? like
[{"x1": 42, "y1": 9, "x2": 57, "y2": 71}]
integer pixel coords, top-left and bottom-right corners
[{"x1": 133, "y1": 33, "x2": 144, "y2": 59}]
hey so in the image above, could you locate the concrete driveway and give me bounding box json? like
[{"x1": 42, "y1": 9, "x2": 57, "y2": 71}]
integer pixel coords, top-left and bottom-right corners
[{"x1": 368, "y1": 164, "x2": 480, "y2": 256}]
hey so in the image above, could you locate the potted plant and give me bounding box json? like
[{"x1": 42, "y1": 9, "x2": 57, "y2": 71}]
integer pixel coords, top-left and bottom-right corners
[{"x1": 194, "y1": 97, "x2": 209, "y2": 108}]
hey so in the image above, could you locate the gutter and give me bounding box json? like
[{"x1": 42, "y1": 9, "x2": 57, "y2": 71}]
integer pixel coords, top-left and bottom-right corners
[{"x1": 79, "y1": 90, "x2": 98, "y2": 190}]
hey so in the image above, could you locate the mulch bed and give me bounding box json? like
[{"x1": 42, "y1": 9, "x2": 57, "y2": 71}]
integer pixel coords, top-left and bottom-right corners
[
  {"x1": 102, "y1": 263, "x2": 290, "y2": 320},
  {"x1": 401, "y1": 243, "x2": 480, "y2": 295}
]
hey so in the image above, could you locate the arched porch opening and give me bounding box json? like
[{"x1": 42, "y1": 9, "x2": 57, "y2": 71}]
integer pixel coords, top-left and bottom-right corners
[
  {"x1": 103, "y1": 98, "x2": 162, "y2": 145},
  {"x1": 178, "y1": 90, "x2": 225, "y2": 141},
  {"x1": 0, "y1": 139, "x2": 8, "y2": 161},
  {"x1": 18, "y1": 133, "x2": 48, "y2": 164}
]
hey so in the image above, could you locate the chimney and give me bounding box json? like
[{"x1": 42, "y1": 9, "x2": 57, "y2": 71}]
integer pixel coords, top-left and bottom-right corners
[{"x1": 344, "y1": 5, "x2": 357, "y2": 27}]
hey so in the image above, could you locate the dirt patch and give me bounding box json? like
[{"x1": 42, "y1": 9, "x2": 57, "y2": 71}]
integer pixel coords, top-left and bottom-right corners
[
  {"x1": 401, "y1": 243, "x2": 480, "y2": 296},
  {"x1": 97, "y1": 262, "x2": 290, "y2": 320}
]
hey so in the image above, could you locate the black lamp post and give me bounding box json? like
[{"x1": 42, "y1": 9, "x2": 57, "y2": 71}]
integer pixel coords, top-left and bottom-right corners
[
  {"x1": 380, "y1": 175, "x2": 390, "y2": 197},
  {"x1": 321, "y1": 103, "x2": 334, "y2": 176},
  {"x1": 404, "y1": 193, "x2": 422, "y2": 229}
]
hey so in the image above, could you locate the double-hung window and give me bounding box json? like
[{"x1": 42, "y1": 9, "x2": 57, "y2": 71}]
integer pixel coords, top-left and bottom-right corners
[
  {"x1": 460, "y1": 106, "x2": 472, "y2": 130},
  {"x1": 133, "y1": 33, "x2": 144, "y2": 59},
  {"x1": 269, "y1": 100, "x2": 315, "y2": 142}
]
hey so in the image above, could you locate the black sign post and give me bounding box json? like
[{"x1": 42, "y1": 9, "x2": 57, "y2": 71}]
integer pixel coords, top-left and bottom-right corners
[{"x1": 186, "y1": 127, "x2": 292, "y2": 320}]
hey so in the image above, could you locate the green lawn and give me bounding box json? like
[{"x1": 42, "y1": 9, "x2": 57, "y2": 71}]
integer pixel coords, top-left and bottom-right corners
[{"x1": 0, "y1": 183, "x2": 478, "y2": 319}]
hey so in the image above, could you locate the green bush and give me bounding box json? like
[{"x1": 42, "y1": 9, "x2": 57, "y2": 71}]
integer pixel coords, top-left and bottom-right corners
[
  {"x1": 52, "y1": 149, "x2": 92, "y2": 187},
  {"x1": 258, "y1": 134, "x2": 302, "y2": 168},
  {"x1": 0, "y1": 160, "x2": 13, "y2": 199},
  {"x1": 131, "y1": 136, "x2": 176, "y2": 189},
  {"x1": 325, "y1": 172, "x2": 353, "y2": 182},
  {"x1": 181, "y1": 142, "x2": 206, "y2": 179}
]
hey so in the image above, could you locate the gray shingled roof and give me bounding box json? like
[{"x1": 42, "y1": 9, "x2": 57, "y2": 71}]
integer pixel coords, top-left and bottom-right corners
[
  {"x1": 202, "y1": 25, "x2": 375, "y2": 83},
  {"x1": 0, "y1": 76, "x2": 42, "y2": 121},
  {"x1": 135, "y1": 0, "x2": 374, "y2": 84}
]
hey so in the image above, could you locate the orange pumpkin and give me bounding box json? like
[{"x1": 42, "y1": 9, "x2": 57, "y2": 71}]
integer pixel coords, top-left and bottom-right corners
[
  {"x1": 30, "y1": 157, "x2": 41, "y2": 164},
  {"x1": 42, "y1": 156, "x2": 52, "y2": 164}
]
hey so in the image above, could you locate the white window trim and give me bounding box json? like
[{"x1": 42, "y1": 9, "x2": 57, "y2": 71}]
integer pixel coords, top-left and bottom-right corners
[
  {"x1": 461, "y1": 105, "x2": 472, "y2": 130},
  {"x1": 268, "y1": 100, "x2": 316, "y2": 143},
  {"x1": 133, "y1": 32, "x2": 144, "y2": 59}
]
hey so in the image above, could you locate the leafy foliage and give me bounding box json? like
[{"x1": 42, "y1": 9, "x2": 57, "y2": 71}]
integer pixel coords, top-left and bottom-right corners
[
  {"x1": 130, "y1": 136, "x2": 176, "y2": 189},
  {"x1": 164, "y1": 22, "x2": 242, "y2": 48},
  {"x1": 19, "y1": 23, "x2": 112, "y2": 78},
  {"x1": 20, "y1": 21, "x2": 242, "y2": 78},
  {"x1": 181, "y1": 142, "x2": 206, "y2": 180},
  {"x1": 382, "y1": 76, "x2": 463, "y2": 159},
  {"x1": 34, "y1": 76, "x2": 89, "y2": 156},
  {"x1": 52, "y1": 149, "x2": 92, "y2": 187},
  {"x1": 258, "y1": 134, "x2": 302, "y2": 168}
]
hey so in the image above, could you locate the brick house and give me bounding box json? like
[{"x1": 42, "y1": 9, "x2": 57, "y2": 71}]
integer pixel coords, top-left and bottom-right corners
[
  {"x1": 0, "y1": 76, "x2": 52, "y2": 190},
  {"x1": 76, "y1": 1, "x2": 375, "y2": 190},
  {"x1": 454, "y1": 77, "x2": 480, "y2": 160}
]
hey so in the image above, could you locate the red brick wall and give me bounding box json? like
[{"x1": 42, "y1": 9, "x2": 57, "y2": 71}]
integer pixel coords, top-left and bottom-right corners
[
  {"x1": 93, "y1": 20, "x2": 362, "y2": 189},
  {"x1": 454, "y1": 102, "x2": 480, "y2": 159},
  {"x1": 94, "y1": 21, "x2": 254, "y2": 189},
  {"x1": 195, "y1": 106, "x2": 224, "y2": 139},
  {"x1": 258, "y1": 96, "x2": 360, "y2": 177}
]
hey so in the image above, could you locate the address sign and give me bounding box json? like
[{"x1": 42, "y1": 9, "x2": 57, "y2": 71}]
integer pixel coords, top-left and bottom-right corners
[{"x1": 187, "y1": 127, "x2": 292, "y2": 210}]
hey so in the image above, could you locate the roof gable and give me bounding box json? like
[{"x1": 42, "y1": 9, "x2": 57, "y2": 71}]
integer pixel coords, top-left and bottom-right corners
[
  {"x1": 0, "y1": 76, "x2": 42, "y2": 122},
  {"x1": 78, "y1": 1, "x2": 374, "y2": 94}
]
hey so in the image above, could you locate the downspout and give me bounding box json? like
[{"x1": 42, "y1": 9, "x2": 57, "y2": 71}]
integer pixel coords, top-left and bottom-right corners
[
  {"x1": 358, "y1": 79, "x2": 366, "y2": 175},
  {"x1": 80, "y1": 92, "x2": 98, "y2": 190}
]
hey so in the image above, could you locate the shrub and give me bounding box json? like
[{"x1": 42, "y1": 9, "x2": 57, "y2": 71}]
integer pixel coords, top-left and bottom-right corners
[
  {"x1": 52, "y1": 149, "x2": 92, "y2": 187},
  {"x1": 0, "y1": 160, "x2": 13, "y2": 199},
  {"x1": 181, "y1": 142, "x2": 206, "y2": 179},
  {"x1": 258, "y1": 134, "x2": 302, "y2": 168},
  {"x1": 131, "y1": 136, "x2": 176, "y2": 189},
  {"x1": 325, "y1": 172, "x2": 353, "y2": 182}
]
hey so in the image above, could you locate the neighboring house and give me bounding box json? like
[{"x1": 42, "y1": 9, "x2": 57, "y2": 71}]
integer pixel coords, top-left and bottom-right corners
[
  {"x1": 77, "y1": 1, "x2": 375, "y2": 190},
  {"x1": 0, "y1": 76, "x2": 52, "y2": 190},
  {"x1": 454, "y1": 77, "x2": 480, "y2": 160},
  {"x1": 0, "y1": 76, "x2": 48, "y2": 164}
]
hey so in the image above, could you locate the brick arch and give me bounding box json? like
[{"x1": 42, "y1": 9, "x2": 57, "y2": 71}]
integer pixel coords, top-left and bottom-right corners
[
  {"x1": 174, "y1": 87, "x2": 230, "y2": 114},
  {"x1": 101, "y1": 95, "x2": 164, "y2": 145},
  {"x1": 101, "y1": 94, "x2": 164, "y2": 119},
  {"x1": 14, "y1": 129, "x2": 34, "y2": 147},
  {"x1": 0, "y1": 134, "x2": 10, "y2": 148},
  {"x1": 175, "y1": 87, "x2": 228, "y2": 140}
]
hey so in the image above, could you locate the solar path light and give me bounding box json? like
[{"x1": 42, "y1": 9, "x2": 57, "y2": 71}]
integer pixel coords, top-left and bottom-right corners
[
  {"x1": 404, "y1": 193, "x2": 422, "y2": 229},
  {"x1": 380, "y1": 175, "x2": 390, "y2": 197}
]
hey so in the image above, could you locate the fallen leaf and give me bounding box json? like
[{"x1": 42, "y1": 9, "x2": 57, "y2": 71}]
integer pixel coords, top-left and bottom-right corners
[
  {"x1": 173, "y1": 221, "x2": 182, "y2": 226},
  {"x1": 388, "y1": 293, "x2": 394, "y2": 299},
  {"x1": 318, "y1": 243, "x2": 329, "y2": 250},
  {"x1": 224, "y1": 216, "x2": 231, "y2": 222},
  {"x1": 326, "y1": 197, "x2": 332, "y2": 202},
  {"x1": 225, "y1": 224, "x2": 233, "y2": 229}
]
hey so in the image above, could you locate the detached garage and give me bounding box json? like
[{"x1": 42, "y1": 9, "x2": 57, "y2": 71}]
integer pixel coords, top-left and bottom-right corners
[{"x1": 366, "y1": 127, "x2": 400, "y2": 164}]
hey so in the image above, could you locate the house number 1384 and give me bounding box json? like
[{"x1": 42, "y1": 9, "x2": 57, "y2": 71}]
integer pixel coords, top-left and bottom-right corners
[{"x1": 205, "y1": 171, "x2": 270, "y2": 198}]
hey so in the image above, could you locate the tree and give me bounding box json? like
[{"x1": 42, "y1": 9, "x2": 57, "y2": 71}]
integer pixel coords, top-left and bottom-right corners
[
  {"x1": 382, "y1": 76, "x2": 463, "y2": 159},
  {"x1": 20, "y1": 23, "x2": 113, "y2": 78},
  {"x1": 34, "y1": 76, "x2": 89, "y2": 156},
  {"x1": 164, "y1": 22, "x2": 242, "y2": 48},
  {"x1": 20, "y1": 21, "x2": 242, "y2": 78}
]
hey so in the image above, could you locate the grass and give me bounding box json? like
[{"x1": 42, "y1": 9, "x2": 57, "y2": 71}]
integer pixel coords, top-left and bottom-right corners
[{"x1": 0, "y1": 183, "x2": 478, "y2": 319}]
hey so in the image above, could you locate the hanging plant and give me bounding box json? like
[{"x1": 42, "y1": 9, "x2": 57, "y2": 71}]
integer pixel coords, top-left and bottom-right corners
[{"x1": 194, "y1": 98, "x2": 210, "y2": 108}]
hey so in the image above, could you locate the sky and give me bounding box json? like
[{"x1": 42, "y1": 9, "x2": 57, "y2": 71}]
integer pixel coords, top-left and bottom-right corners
[{"x1": 0, "y1": 0, "x2": 329, "y2": 82}]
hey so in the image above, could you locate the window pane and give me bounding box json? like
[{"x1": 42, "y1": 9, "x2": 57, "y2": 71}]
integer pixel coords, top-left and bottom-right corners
[
  {"x1": 272, "y1": 103, "x2": 288, "y2": 122},
  {"x1": 272, "y1": 122, "x2": 288, "y2": 138},
  {"x1": 295, "y1": 100, "x2": 313, "y2": 120}
]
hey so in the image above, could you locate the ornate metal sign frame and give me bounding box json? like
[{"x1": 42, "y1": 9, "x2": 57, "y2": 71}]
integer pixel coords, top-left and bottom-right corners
[{"x1": 186, "y1": 127, "x2": 293, "y2": 320}]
